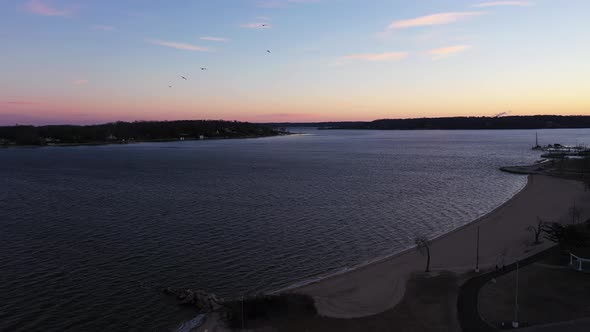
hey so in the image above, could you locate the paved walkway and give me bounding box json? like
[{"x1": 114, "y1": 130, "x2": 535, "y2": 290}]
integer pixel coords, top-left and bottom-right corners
[
  {"x1": 517, "y1": 318, "x2": 590, "y2": 332},
  {"x1": 457, "y1": 248, "x2": 555, "y2": 332}
]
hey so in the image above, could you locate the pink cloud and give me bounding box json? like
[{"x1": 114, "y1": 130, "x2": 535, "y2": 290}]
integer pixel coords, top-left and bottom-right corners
[
  {"x1": 389, "y1": 12, "x2": 484, "y2": 29},
  {"x1": 200, "y1": 36, "x2": 229, "y2": 42},
  {"x1": 73, "y1": 79, "x2": 89, "y2": 85},
  {"x1": 147, "y1": 39, "x2": 210, "y2": 51},
  {"x1": 240, "y1": 22, "x2": 272, "y2": 29},
  {"x1": 337, "y1": 52, "x2": 409, "y2": 63},
  {"x1": 25, "y1": 0, "x2": 72, "y2": 17},
  {"x1": 429, "y1": 45, "x2": 472, "y2": 59}
]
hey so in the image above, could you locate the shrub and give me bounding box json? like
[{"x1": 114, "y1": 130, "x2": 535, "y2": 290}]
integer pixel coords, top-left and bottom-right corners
[{"x1": 223, "y1": 293, "x2": 317, "y2": 329}]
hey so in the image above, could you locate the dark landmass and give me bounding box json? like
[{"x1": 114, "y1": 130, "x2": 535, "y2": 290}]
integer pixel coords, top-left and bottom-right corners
[
  {"x1": 0, "y1": 120, "x2": 280, "y2": 146},
  {"x1": 501, "y1": 157, "x2": 590, "y2": 181},
  {"x1": 265, "y1": 115, "x2": 590, "y2": 130}
]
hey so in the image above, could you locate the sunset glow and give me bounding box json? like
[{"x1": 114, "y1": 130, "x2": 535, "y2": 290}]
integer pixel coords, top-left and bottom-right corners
[{"x1": 1, "y1": 0, "x2": 589, "y2": 125}]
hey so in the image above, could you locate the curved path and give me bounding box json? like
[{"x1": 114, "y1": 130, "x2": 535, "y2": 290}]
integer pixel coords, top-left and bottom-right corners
[
  {"x1": 457, "y1": 247, "x2": 555, "y2": 332},
  {"x1": 296, "y1": 175, "x2": 590, "y2": 318}
]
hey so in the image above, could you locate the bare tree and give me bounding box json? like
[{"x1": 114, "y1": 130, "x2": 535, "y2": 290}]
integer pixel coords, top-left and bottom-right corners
[
  {"x1": 415, "y1": 236, "x2": 431, "y2": 272},
  {"x1": 526, "y1": 217, "x2": 545, "y2": 245}
]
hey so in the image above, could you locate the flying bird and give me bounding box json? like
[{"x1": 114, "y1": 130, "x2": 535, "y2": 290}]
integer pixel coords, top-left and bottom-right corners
[
  {"x1": 180, "y1": 75, "x2": 188, "y2": 80},
  {"x1": 169, "y1": 85, "x2": 172, "y2": 88},
  {"x1": 266, "y1": 50, "x2": 271, "y2": 54},
  {"x1": 260, "y1": 24, "x2": 268, "y2": 27},
  {"x1": 201, "y1": 68, "x2": 207, "y2": 71}
]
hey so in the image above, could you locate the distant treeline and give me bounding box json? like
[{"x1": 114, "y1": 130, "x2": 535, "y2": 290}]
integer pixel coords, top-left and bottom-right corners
[
  {"x1": 0, "y1": 120, "x2": 279, "y2": 146},
  {"x1": 267, "y1": 116, "x2": 590, "y2": 130}
]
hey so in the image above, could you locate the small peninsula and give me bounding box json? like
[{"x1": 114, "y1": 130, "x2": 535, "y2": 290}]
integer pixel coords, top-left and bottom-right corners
[{"x1": 0, "y1": 120, "x2": 281, "y2": 147}]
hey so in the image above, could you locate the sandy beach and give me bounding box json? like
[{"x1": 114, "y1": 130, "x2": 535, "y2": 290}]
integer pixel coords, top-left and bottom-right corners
[{"x1": 294, "y1": 175, "x2": 590, "y2": 318}]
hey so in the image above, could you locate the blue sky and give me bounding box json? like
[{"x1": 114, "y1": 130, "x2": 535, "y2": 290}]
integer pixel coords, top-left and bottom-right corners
[{"x1": 1, "y1": 0, "x2": 589, "y2": 124}]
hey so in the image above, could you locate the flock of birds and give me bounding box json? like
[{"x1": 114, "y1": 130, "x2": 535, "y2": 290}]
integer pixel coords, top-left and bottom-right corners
[{"x1": 169, "y1": 24, "x2": 272, "y2": 88}]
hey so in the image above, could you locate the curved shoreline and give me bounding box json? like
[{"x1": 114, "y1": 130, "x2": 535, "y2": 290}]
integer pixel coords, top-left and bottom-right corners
[
  {"x1": 290, "y1": 174, "x2": 590, "y2": 318},
  {"x1": 274, "y1": 175, "x2": 530, "y2": 295}
]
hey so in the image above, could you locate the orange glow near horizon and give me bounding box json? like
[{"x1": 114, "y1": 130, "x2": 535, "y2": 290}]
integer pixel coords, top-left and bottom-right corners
[
  {"x1": 2, "y1": 93, "x2": 589, "y2": 125},
  {"x1": 2, "y1": 0, "x2": 590, "y2": 125}
]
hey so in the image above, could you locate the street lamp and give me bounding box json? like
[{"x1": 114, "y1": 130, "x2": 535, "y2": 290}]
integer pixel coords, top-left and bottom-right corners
[
  {"x1": 475, "y1": 226, "x2": 480, "y2": 273},
  {"x1": 241, "y1": 295, "x2": 245, "y2": 329},
  {"x1": 512, "y1": 260, "x2": 520, "y2": 328}
]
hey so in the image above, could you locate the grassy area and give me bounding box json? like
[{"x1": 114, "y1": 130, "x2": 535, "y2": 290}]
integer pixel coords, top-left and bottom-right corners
[
  {"x1": 244, "y1": 272, "x2": 461, "y2": 332},
  {"x1": 222, "y1": 293, "x2": 317, "y2": 329},
  {"x1": 479, "y1": 251, "x2": 590, "y2": 328},
  {"x1": 501, "y1": 158, "x2": 590, "y2": 181}
]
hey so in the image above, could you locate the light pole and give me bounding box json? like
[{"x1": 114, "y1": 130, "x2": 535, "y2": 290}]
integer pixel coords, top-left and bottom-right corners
[
  {"x1": 475, "y1": 226, "x2": 480, "y2": 273},
  {"x1": 512, "y1": 260, "x2": 520, "y2": 328},
  {"x1": 241, "y1": 295, "x2": 245, "y2": 329}
]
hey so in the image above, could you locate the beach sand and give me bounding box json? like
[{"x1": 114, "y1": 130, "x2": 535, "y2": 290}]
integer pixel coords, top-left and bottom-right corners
[{"x1": 294, "y1": 175, "x2": 590, "y2": 318}]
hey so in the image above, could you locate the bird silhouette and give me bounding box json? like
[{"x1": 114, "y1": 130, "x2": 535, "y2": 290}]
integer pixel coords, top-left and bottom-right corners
[
  {"x1": 267, "y1": 50, "x2": 271, "y2": 54},
  {"x1": 261, "y1": 24, "x2": 268, "y2": 27},
  {"x1": 201, "y1": 68, "x2": 207, "y2": 71},
  {"x1": 180, "y1": 75, "x2": 188, "y2": 80},
  {"x1": 168, "y1": 85, "x2": 172, "y2": 88}
]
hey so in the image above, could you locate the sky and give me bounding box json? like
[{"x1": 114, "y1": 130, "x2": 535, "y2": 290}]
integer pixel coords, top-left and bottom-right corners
[{"x1": 1, "y1": 0, "x2": 589, "y2": 125}]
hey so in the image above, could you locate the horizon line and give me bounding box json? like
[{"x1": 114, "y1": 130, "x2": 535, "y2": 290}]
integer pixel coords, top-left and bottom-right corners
[{"x1": 2, "y1": 114, "x2": 589, "y2": 127}]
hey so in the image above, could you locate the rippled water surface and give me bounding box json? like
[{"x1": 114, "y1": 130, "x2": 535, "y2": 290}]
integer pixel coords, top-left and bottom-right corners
[{"x1": 1, "y1": 129, "x2": 590, "y2": 331}]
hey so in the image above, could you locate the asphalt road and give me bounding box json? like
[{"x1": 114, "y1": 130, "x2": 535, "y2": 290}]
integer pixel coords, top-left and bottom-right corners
[{"x1": 457, "y1": 247, "x2": 555, "y2": 332}]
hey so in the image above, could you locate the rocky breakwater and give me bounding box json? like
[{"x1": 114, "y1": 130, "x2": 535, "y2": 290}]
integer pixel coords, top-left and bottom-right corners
[{"x1": 163, "y1": 287, "x2": 224, "y2": 312}]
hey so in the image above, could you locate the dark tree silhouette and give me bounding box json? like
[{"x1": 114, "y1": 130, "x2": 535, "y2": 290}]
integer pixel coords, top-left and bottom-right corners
[
  {"x1": 415, "y1": 236, "x2": 431, "y2": 272},
  {"x1": 542, "y1": 222, "x2": 590, "y2": 249},
  {"x1": 526, "y1": 217, "x2": 545, "y2": 245},
  {"x1": 267, "y1": 116, "x2": 590, "y2": 131},
  {"x1": 323, "y1": 115, "x2": 590, "y2": 130},
  {"x1": 0, "y1": 120, "x2": 280, "y2": 146}
]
